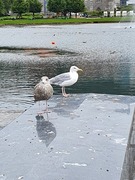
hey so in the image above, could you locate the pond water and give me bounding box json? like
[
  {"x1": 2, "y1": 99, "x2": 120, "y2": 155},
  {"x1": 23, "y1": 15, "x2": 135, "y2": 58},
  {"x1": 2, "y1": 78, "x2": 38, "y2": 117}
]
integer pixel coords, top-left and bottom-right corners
[{"x1": 0, "y1": 23, "x2": 135, "y2": 111}]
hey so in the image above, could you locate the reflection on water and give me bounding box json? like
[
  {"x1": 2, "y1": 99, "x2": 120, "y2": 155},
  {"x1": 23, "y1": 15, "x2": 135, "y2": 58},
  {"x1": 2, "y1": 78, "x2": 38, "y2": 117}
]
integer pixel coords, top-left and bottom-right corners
[
  {"x1": 1, "y1": 53, "x2": 135, "y2": 111},
  {"x1": 36, "y1": 114, "x2": 56, "y2": 147}
]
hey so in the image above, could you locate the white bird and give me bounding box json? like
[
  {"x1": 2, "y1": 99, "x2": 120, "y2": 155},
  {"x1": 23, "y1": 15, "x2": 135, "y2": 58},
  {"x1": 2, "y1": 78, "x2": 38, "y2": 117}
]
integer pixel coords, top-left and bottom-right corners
[
  {"x1": 49, "y1": 66, "x2": 83, "y2": 97},
  {"x1": 34, "y1": 76, "x2": 53, "y2": 112}
]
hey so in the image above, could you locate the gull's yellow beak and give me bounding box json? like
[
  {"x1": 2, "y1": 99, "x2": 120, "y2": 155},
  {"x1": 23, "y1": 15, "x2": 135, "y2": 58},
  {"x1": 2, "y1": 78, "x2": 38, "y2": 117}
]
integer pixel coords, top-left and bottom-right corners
[{"x1": 78, "y1": 68, "x2": 83, "y2": 72}]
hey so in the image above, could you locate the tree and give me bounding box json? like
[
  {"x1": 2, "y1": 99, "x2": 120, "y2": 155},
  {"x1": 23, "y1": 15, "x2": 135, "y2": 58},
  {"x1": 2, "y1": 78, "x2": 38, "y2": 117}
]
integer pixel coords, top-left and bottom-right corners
[
  {"x1": 71, "y1": 0, "x2": 85, "y2": 17},
  {"x1": 2, "y1": 0, "x2": 12, "y2": 15},
  {"x1": 12, "y1": 0, "x2": 29, "y2": 18},
  {"x1": 120, "y1": 5, "x2": 134, "y2": 11},
  {"x1": 47, "y1": 0, "x2": 66, "y2": 16},
  {"x1": 63, "y1": 0, "x2": 72, "y2": 17},
  {"x1": 26, "y1": 0, "x2": 42, "y2": 17},
  {"x1": 0, "y1": 0, "x2": 4, "y2": 16},
  {"x1": 47, "y1": 0, "x2": 85, "y2": 18}
]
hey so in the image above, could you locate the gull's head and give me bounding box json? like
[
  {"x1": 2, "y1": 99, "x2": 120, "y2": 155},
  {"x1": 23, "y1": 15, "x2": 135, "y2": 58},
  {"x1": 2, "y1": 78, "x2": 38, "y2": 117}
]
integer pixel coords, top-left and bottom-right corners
[
  {"x1": 41, "y1": 76, "x2": 49, "y2": 84},
  {"x1": 70, "y1": 66, "x2": 83, "y2": 73}
]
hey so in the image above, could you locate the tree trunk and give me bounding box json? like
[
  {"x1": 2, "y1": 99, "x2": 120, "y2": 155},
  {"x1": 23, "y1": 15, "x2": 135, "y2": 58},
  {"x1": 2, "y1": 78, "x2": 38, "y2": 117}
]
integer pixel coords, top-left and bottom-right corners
[
  {"x1": 69, "y1": 12, "x2": 71, "y2": 18},
  {"x1": 63, "y1": 12, "x2": 67, "y2": 18},
  {"x1": 33, "y1": 12, "x2": 34, "y2": 19}
]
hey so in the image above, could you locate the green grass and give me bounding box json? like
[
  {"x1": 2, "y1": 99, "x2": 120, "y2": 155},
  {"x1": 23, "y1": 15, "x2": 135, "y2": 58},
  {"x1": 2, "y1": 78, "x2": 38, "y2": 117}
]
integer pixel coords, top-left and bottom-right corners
[{"x1": 0, "y1": 16, "x2": 134, "y2": 26}]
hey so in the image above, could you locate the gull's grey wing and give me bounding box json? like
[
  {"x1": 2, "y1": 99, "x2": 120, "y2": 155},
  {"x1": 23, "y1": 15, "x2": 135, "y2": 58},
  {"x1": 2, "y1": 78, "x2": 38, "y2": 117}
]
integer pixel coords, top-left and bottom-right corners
[{"x1": 50, "y1": 72, "x2": 71, "y2": 85}]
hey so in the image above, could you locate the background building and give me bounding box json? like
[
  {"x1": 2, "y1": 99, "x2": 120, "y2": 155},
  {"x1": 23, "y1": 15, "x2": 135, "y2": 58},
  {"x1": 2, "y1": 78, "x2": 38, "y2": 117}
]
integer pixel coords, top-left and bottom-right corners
[
  {"x1": 127, "y1": 0, "x2": 135, "y2": 4},
  {"x1": 84, "y1": 0, "x2": 121, "y2": 11},
  {"x1": 39, "y1": 0, "x2": 48, "y2": 14},
  {"x1": 39, "y1": 0, "x2": 128, "y2": 14}
]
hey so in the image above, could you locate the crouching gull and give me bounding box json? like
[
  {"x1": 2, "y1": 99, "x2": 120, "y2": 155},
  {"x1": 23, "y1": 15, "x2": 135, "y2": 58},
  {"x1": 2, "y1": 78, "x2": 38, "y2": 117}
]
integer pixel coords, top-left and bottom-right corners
[
  {"x1": 34, "y1": 76, "x2": 53, "y2": 112},
  {"x1": 49, "y1": 66, "x2": 83, "y2": 97}
]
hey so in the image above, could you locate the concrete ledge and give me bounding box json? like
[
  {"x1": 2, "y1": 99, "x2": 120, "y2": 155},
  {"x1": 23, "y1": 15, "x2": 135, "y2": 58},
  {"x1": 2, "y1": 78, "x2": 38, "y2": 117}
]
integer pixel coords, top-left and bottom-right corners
[
  {"x1": 0, "y1": 93, "x2": 135, "y2": 180},
  {"x1": 0, "y1": 110, "x2": 23, "y2": 130}
]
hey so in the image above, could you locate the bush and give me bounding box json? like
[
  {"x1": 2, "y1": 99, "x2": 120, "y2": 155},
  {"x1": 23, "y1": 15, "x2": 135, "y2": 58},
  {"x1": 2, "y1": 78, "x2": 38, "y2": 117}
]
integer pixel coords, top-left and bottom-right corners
[{"x1": 88, "y1": 10, "x2": 103, "y2": 17}]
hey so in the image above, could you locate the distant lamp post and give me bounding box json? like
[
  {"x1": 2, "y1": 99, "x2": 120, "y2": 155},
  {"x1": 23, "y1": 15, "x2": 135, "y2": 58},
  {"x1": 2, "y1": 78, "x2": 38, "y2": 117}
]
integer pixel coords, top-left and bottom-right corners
[{"x1": 44, "y1": 0, "x2": 47, "y2": 14}]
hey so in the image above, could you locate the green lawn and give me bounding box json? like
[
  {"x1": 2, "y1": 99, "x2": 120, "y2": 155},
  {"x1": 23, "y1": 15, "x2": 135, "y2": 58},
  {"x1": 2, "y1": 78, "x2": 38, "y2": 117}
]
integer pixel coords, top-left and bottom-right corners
[{"x1": 0, "y1": 17, "x2": 133, "y2": 26}]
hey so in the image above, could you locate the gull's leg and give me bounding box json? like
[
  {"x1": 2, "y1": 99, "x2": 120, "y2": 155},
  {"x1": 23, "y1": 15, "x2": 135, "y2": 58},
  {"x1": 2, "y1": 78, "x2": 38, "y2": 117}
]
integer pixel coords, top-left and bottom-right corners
[
  {"x1": 45, "y1": 100, "x2": 48, "y2": 111},
  {"x1": 62, "y1": 87, "x2": 70, "y2": 97},
  {"x1": 62, "y1": 86, "x2": 65, "y2": 96},
  {"x1": 37, "y1": 101, "x2": 44, "y2": 115},
  {"x1": 46, "y1": 112, "x2": 49, "y2": 121},
  {"x1": 44, "y1": 100, "x2": 51, "y2": 113}
]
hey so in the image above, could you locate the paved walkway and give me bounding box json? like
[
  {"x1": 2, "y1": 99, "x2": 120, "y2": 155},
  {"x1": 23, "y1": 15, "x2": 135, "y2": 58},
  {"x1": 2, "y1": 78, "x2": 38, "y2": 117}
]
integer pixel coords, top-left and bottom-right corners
[
  {"x1": 0, "y1": 93, "x2": 135, "y2": 180},
  {"x1": 0, "y1": 110, "x2": 23, "y2": 130}
]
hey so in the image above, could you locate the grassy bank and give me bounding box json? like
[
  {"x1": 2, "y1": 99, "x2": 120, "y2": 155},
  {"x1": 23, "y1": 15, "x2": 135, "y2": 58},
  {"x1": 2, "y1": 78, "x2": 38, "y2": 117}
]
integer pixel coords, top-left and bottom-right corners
[{"x1": 0, "y1": 17, "x2": 133, "y2": 26}]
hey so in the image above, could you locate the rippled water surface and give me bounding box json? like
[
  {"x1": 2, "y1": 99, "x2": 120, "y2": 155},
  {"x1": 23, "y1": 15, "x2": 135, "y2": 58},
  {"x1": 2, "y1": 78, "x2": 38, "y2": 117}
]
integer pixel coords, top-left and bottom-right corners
[{"x1": 0, "y1": 23, "x2": 135, "y2": 111}]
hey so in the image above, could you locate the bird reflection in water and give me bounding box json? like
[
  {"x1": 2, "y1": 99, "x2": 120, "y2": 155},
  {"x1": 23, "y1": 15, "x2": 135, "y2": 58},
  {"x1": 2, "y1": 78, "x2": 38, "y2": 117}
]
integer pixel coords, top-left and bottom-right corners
[{"x1": 36, "y1": 114, "x2": 56, "y2": 147}]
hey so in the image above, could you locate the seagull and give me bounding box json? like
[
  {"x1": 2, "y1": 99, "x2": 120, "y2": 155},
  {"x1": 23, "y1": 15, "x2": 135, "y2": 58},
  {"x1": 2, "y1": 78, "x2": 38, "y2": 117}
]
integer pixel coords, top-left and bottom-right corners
[
  {"x1": 49, "y1": 66, "x2": 83, "y2": 97},
  {"x1": 34, "y1": 76, "x2": 53, "y2": 112}
]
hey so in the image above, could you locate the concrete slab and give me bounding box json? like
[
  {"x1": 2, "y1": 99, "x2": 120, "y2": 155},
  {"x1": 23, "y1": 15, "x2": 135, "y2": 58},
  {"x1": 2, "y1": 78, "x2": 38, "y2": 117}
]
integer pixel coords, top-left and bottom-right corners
[
  {"x1": 0, "y1": 110, "x2": 23, "y2": 130},
  {"x1": 0, "y1": 93, "x2": 135, "y2": 180}
]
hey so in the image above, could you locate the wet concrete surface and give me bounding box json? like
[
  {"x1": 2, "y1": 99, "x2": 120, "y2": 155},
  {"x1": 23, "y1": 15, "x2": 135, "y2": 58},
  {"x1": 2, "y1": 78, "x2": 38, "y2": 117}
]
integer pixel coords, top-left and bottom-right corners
[
  {"x1": 0, "y1": 93, "x2": 135, "y2": 180},
  {"x1": 0, "y1": 110, "x2": 22, "y2": 130}
]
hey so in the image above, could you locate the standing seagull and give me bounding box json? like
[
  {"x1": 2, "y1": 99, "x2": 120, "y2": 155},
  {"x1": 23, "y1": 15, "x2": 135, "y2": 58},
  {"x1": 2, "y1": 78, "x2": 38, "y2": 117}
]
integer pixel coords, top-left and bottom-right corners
[
  {"x1": 49, "y1": 66, "x2": 83, "y2": 97},
  {"x1": 34, "y1": 76, "x2": 53, "y2": 112}
]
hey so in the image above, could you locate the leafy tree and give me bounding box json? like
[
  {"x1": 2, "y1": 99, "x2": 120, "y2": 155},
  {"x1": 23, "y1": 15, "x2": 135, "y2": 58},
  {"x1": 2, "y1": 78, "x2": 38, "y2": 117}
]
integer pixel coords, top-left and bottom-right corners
[
  {"x1": 26, "y1": 0, "x2": 42, "y2": 17},
  {"x1": 63, "y1": 0, "x2": 72, "y2": 17},
  {"x1": 120, "y1": 5, "x2": 134, "y2": 11},
  {"x1": 2, "y1": 0, "x2": 12, "y2": 14},
  {"x1": 0, "y1": 0, "x2": 4, "y2": 16},
  {"x1": 47, "y1": 0, "x2": 85, "y2": 18},
  {"x1": 47, "y1": 0, "x2": 66, "y2": 16},
  {"x1": 71, "y1": 0, "x2": 85, "y2": 17},
  {"x1": 63, "y1": 0, "x2": 85, "y2": 18},
  {"x1": 12, "y1": 0, "x2": 29, "y2": 18}
]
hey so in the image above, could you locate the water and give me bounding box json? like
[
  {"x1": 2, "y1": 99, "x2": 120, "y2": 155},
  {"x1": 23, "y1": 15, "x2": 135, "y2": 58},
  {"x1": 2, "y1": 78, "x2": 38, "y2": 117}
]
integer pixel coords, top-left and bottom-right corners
[{"x1": 0, "y1": 23, "x2": 135, "y2": 111}]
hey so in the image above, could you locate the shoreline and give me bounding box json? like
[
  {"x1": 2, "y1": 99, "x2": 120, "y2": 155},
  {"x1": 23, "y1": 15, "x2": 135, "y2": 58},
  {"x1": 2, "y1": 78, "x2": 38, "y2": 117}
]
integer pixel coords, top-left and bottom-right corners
[{"x1": 0, "y1": 17, "x2": 133, "y2": 26}]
